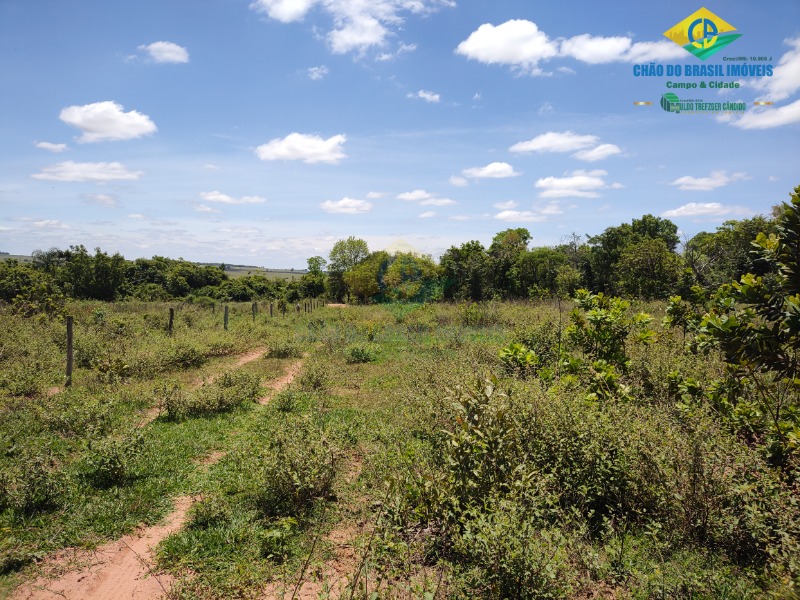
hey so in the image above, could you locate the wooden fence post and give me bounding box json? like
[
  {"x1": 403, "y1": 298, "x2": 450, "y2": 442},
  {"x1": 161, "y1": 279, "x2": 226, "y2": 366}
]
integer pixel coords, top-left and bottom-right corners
[
  {"x1": 66, "y1": 316, "x2": 74, "y2": 388},
  {"x1": 168, "y1": 307, "x2": 175, "y2": 335},
  {"x1": 224, "y1": 305, "x2": 229, "y2": 331},
  {"x1": 252, "y1": 302, "x2": 257, "y2": 322},
  {"x1": 270, "y1": 303, "x2": 273, "y2": 318}
]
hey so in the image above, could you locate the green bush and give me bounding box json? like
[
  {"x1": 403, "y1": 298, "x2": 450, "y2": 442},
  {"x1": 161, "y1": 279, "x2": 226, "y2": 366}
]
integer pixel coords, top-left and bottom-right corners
[
  {"x1": 80, "y1": 431, "x2": 144, "y2": 488},
  {"x1": 265, "y1": 341, "x2": 303, "y2": 359},
  {"x1": 345, "y1": 343, "x2": 380, "y2": 364}
]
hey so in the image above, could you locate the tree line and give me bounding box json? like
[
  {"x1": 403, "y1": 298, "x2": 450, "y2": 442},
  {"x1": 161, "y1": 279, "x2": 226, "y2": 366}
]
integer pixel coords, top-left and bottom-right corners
[{"x1": 0, "y1": 198, "x2": 785, "y2": 314}]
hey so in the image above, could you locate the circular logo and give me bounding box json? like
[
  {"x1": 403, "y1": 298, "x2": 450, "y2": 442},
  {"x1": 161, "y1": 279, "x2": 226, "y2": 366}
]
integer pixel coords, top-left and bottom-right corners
[{"x1": 688, "y1": 17, "x2": 719, "y2": 49}]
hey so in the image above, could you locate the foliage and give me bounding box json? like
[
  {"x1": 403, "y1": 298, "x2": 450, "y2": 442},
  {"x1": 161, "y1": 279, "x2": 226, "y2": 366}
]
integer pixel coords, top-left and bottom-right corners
[
  {"x1": 498, "y1": 342, "x2": 539, "y2": 377},
  {"x1": 694, "y1": 186, "x2": 800, "y2": 464}
]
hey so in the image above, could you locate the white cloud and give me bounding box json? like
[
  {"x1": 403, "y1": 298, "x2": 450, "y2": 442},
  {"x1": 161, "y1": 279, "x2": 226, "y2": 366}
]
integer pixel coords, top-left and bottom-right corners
[
  {"x1": 192, "y1": 204, "x2": 222, "y2": 213},
  {"x1": 366, "y1": 191, "x2": 385, "y2": 199},
  {"x1": 138, "y1": 41, "x2": 189, "y2": 64},
  {"x1": 494, "y1": 201, "x2": 518, "y2": 210},
  {"x1": 82, "y1": 193, "x2": 118, "y2": 207},
  {"x1": 199, "y1": 191, "x2": 267, "y2": 204},
  {"x1": 419, "y1": 211, "x2": 436, "y2": 218},
  {"x1": 494, "y1": 210, "x2": 548, "y2": 223},
  {"x1": 33, "y1": 219, "x2": 69, "y2": 229},
  {"x1": 408, "y1": 90, "x2": 440, "y2": 103},
  {"x1": 742, "y1": 37, "x2": 800, "y2": 102},
  {"x1": 449, "y1": 175, "x2": 468, "y2": 187},
  {"x1": 397, "y1": 189, "x2": 434, "y2": 201},
  {"x1": 59, "y1": 101, "x2": 157, "y2": 143},
  {"x1": 449, "y1": 215, "x2": 471, "y2": 221},
  {"x1": 32, "y1": 161, "x2": 143, "y2": 183},
  {"x1": 510, "y1": 131, "x2": 598, "y2": 153},
  {"x1": 255, "y1": 132, "x2": 347, "y2": 164},
  {"x1": 560, "y1": 34, "x2": 631, "y2": 64},
  {"x1": 203, "y1": 164, "x2": 220, "y2": 171},
  {"x1": 670, "y1": 171, "x2": 749, "y2": 191},
  {"x1": 127, "y1": 213, "x2": 145, "y2": 220},
  {"x1": 251, "y1": 0, "x2": 454, "y2": 55},
  {"x1": 35, "y1": 141, "x2": 68, "y2": 153},
  {"x1": 320, "y1": 197, "x2": 373, "y2": 214},
  {"x1": 462, "y1": 162, "x2": 520, "y2": 179},
  {"x1": 573, "y1": 143, "x2": 622, "y2": 162},
  {"x1": 376, "y1": 42, "x2": 417, "y2": 61},
  {"x1": 662, "y1": 202, "x2": 754, "y2": 218},
  {"x1": 534, "y1": 169, "x2": 609, "y2": 198},
  {"x1": 307, "y1": 65, "x2": 329, "y2": 80},
  {"x1": 456, "y1": 20, "x2": 686, "y2": 74},
  {"x1": 728, "y1": 99, "x2": 800, "y2": 129},
  {"x1": 419, "y1": 197, "x2": 456, "y2": 206},
  {"x1": 455, "y1": 19, "x2": 558, "y2": 75},
  {"x1": 250, "y1": 0, "x2": 318, "y2": 22}
]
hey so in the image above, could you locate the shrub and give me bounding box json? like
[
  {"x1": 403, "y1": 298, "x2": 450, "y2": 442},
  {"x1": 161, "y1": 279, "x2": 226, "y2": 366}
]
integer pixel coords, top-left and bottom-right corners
[
  {"x1": 266, "y1": 341, "x2": 303, "y2": 359},
  {"x1": 80, "y1": 431, "x2": 144, "y2": 488},
  {"x1": 345, "y1": 343, "x2": 380, "y2": 364}
]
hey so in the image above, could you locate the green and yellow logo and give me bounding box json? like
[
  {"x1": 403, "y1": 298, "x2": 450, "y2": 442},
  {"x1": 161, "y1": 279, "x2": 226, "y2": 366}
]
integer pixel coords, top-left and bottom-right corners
[{"x1": 664, "y1": 7, "x2": 741, "y2": 60}]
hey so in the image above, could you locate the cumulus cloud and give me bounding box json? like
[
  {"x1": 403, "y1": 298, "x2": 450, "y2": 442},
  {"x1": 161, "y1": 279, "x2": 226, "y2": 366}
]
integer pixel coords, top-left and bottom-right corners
[
  {"x1": 510, "y1": 131, "x2": 598, "y2": 153},
  {"x1": 455, "y1": 20, "x2": 558, "y2": 75},
  {"x1": 307, "y1": 65, "x2": 329, "y2": 80},
  {"x1": 494, "y1": 210, "x2": 548, "y2": 223},
  {"x1": 82, "y1": 193, "x2": 118, "y2": 207},
  {"x1": 449, "y1": 175, "x2": 468, "y2": 187},
  {"x1": 419, "y1": 211, "x2": 436, "y2": 218},
  {"x1": 199, "y1": 191, "x2": 267, "y2": 204},
  {"x1": 728, "y1": 99, "x2": 800, "y2": 129},
  {"x1": 662, "y1": 202, "x2": 754, "y2": 218},
  {"x1": 138, "y1": 41, "x2": 189, "y2": 63},
  {"x1": 251, "y1": 0, "x2": 454, "y2": 55},
  {"x1": 462, "y1": 162, "x2": 520, "y2": 179},
  {"x1": 320, "y1": 197, "x2": 373, "y2": 214},
  {"x1": 456, "y1": 20, "x2": 685, "y2": 74},
  {"x1": 573, "y1": 143, "x2": 622, "y2": 162},
  {"x1": 494, "y1": 201, "x2": 518, "y2": 210},
  {"x1": 35, "y1": 141, "x2": 68, "y2": 153},
  {"x1": 32, "y1": 161, "x2": 143, "y2": 183},
  {"x1": 511, "y1": 131, "x2": 621, "y2": 162},
  {"x1": 255, "y1": 132, "x2": 347, "y2": 164},
  {"x1": 670, "y1": 171, "x2": 749, "y2": 191},
  {"x1": 408, "y1": 90, "x2": 440, "y2": 103},
  {"x1": 494, "y1": 200, "x2": 564, "y2": 222},
  {"x1": 366, "y1": 191, "x2": 385, "y2": 199},
  {"x1": 397, "y1": 189, "x2": 434, "y2": 201},
  {"x1": 741, "y1": 37, "x2": 800, "y2": 102},
  {"x1": 534, "y1": 169, "x2": 611, "y2": 198},
  {"x1": 59, "y1": 101, "x2": 157, "y2": 143},
  {"x1": 397, "y1": 189, "x2": 456, "y2": 206}
]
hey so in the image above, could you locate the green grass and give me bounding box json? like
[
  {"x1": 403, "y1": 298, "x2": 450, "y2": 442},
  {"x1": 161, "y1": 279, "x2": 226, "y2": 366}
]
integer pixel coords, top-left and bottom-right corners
[{"x1": 1, "y1": 300, "x2": 798, "y2": 599}]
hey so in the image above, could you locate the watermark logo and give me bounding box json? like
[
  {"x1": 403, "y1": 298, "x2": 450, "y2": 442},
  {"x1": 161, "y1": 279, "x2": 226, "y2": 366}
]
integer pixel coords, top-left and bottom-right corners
[{"x1": 664, "y1": 7, "x2": 741, "y2": 60}]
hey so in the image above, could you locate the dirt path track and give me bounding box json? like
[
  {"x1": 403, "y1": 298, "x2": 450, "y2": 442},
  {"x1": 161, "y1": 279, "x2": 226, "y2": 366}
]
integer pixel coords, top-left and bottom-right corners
[
  {"x1": 11, "y1": 354, "x2": 304, "y2": 600},
  {"x1": 10, "y1": 497, "x2": 192, "y2": 600}
]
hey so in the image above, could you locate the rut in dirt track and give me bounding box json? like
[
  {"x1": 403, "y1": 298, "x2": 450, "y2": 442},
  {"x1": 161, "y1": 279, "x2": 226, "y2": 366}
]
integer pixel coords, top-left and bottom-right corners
[{"x1": 11, "y1": 355, "x2": 304, "y2": 600}]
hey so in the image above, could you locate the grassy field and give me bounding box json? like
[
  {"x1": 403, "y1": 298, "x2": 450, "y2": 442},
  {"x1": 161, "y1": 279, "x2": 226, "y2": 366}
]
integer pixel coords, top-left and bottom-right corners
[{"x1": 1, "y1": 300, "x2": 797, "y2": 599}]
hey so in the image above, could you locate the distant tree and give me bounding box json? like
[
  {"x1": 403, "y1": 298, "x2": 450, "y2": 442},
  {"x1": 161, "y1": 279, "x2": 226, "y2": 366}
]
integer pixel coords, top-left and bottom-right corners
[
  {"x1": 440, "y1": 240, "x2": 489, "y2": 301},
  {"x1": 684, "y1": 215, "x2": 777, "y2": 291},
  {"x1": 515, "y1": 247, "x2": 568, "y2": 298},
  {"x1": 616, "y1": 238, "x2": 683, "y2": 299},
  {"x1": 343, "y1": 251, "x2": 389, "y2": 304},
  {"x1": 488, "y1": 228, "x2": 531, "y2": 298},
  {"x1": 329, "y1": 237, "x2": 369, "y2": 301},
  {"x1": 382, "y1": 253, "x2": 442, "y2": 302},
  {"x1": 300, "y1": 256, "x2": 327, "y2": 298}
]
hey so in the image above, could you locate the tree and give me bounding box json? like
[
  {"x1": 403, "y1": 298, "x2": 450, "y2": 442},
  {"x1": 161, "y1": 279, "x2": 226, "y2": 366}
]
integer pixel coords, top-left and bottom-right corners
[
  {"x1": 300, "y1": 256, "x2": 327, "y2": 298},
  {"x1": 616, "y1": 238, "x2": 683, "y2": 299},
  {"x1": 696, "y1": 186, "x2": 800, "y2": 464},
  {"x1": 587, "y1": 215, "x2": 679, "y2": 294},
  {"x1": 382, "y1": 253, "x2": 442, "y2": 302},
  {"x1": 343, "y1": 251, "x2": 389, "y2": 304},
  {"x1": 488, "y1": 228, "x2": 531, "y2": 298},
  {"x1": 328, "y1": 237, "x2": 369, "y2": 302},
  {"x1": 515, "y1": 247, "x2": 568, "y2": 298},
  {"x1": 440, "y1": 240, "x2": 490, "y2": 301}
]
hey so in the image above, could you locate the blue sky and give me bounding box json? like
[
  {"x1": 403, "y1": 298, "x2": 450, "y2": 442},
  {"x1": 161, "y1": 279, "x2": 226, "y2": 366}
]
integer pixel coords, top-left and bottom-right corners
[{"x1": 1, "y1": 0, "x2": 798, "y2": 267}]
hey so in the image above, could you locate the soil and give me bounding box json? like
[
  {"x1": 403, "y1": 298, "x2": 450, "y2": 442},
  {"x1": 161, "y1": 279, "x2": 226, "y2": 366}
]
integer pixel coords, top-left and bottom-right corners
[
  {"x1": 10, "y1": 497, "x2": 193, "y2": 600},
  {"x1": 257, "y1": 359, "x2": 303, "y2": 404}
]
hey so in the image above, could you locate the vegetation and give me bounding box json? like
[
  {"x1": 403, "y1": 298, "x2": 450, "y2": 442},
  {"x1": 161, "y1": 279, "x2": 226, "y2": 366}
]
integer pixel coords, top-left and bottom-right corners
[{"x1": 1, "y1": 187, "x2": 798, "y2": 598}]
